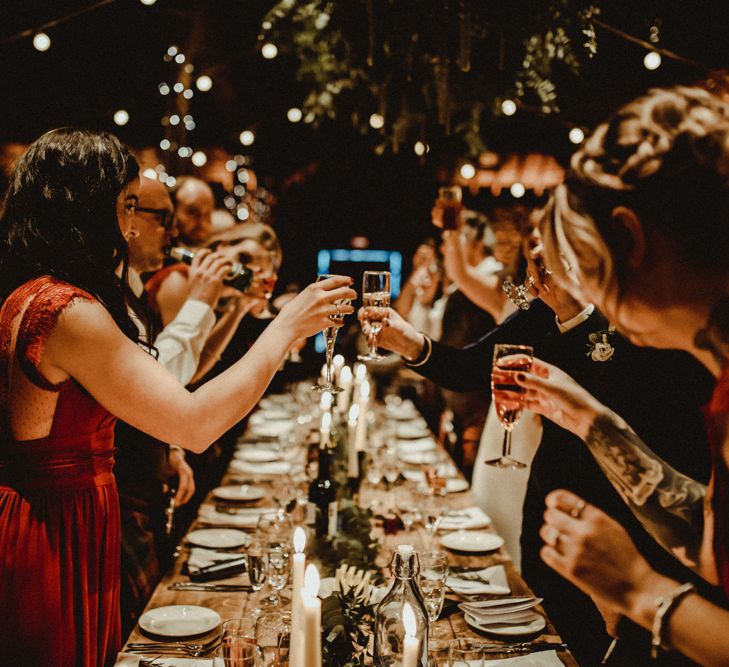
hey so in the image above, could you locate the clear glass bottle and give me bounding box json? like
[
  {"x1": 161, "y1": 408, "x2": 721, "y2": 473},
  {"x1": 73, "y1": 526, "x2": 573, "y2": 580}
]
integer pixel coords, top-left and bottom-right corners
[
  {"x1": 166, "y1": 246, "x2": 254, "y2": 292},
  {"x1": 374, "y1": 544, "x2": 429, "y2": 666}
]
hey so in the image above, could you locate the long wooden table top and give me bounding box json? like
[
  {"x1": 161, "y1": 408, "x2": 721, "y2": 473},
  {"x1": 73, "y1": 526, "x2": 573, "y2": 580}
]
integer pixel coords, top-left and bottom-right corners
[{"x1": 118, "y1": 397, "x2": 577, "y2": 666}]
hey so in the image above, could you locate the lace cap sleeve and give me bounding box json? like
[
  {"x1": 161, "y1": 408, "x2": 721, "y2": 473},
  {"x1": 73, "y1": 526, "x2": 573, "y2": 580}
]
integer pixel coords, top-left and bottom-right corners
[{"x1": 15, "y1": 277, "x2": 96, "y2": 391}]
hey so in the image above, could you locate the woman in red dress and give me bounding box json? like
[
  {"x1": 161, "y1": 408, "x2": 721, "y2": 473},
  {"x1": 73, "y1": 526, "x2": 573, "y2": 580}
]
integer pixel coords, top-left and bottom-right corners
[
  {"x1": 0, "y1": 128, "x2": 355, "y2": 666},
  {"x1": 510, "y1": 87, "x2": 729, "y2": 664}
]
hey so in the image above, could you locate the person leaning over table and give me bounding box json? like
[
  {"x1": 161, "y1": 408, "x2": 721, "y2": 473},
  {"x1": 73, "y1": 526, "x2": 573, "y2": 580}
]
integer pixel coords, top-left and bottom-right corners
[
  {"x1": 507, "y1": 85, "x2": 729, "y2": 666},
  {"x1": 359, "y1": 220, "x2": 715, "y2": 666},
  {"x1": 116, "y1": 175, "x2": 235, "y2": 635},
  {"x1": 0, "y1": 127, "x2": 356, "y2": 667}
]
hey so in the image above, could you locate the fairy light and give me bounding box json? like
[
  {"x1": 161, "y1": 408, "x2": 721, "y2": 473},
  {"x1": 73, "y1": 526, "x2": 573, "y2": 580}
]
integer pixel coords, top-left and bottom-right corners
[
  {"x1": 173, "y1": 82, "x2": 184, "y2": 93},
  {"x1": 159, "y1": 139, "x2": 171, "y2": 150},
  {"x1": 158, "y1": 83, "x2": 170, "y2": 95},
  {"x1": 140, "y1": 0, "x2": 156, "y2": 5},
  {"x1": 237, "y1": 169, "x2": 250, "y2": 184},
  {"x1": 414, "y1": 141, "x2": 428, "y2": 156},
  {"x1": 196, "y1": 75, "x2": 212, "y2": 92},
  {"x1": 369, "y1": 113, "x2": 384, "y2": 129},
  {"x1": 225, "y1": 160, "x2": 237, "y2": 172},
  {"x1": 185, "y1": 120, "x2": 196, "y2": 130},
  {"x1": 261, "y1": 42, "x2": 278, "y2": 59},
  {"x1": 643, "y1": 51, "x2": 661, "y2": 70},
  {"x1": 167, "y1": 46, "x2": 178, "y2": 57},
  {"x1": 568, "y1": 127, "x2": 585, "y2": 144},
  {"x1": 165, "y1": 176, "x2": 177, "y2": 187},
  {"x1": 174, "y1": 53, "x2": 185, "y2": 64},
  {"x1": 459, "y1": 163, "x2": 476, "y2": 179},
  {"x1": 287, "y1": 107, "x2": 303, "y2": 123},
  {"x1": 237, "y1": 207, "x2": 250, "y2": 221},
  {"x1": 510, "y1": 182, "x2": 526, "y2": 198},
  {"x1": 183, "y1": 89, "x2": 193, "y2": 100},
  {"x1": 191, "y1": 151, "x2": 207, "y2": 167},
  {"x1": 33, "y1": 32, "x2": 51, "y2": 51},
  {"x1": 239, "y1": 130, "x2": 255, "y2": 146},
  {"x1": 169, "y1": 114, "x2": 180, "y2": 126},
  {"x1": 113, "y1": 109, "x2": 129, "y2": 126},
  {"x1": 501, "y1": 99, "x2": 517, "y2": 116},
  {"x1": 233, "y1": 185, "x2": 246, "y2": 196}
]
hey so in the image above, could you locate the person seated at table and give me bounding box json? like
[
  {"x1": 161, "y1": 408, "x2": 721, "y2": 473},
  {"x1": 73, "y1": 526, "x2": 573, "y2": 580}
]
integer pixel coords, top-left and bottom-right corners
[
  {"x1": 360, "y1": 220, "x2": 714, "y2": 665},
  {"x1": 116, "y1": 175, "x2": 232, "y2": 634},
  {"x1": 511, "y1": 85, "x2": 729, "y2": 666},
  {"x1": 0, "y1": 127, "x2": 355, "y2": 667},
  {"x1": 395, "y1": 238, "x2": 444, "y2": 336},
  {"x1": 144, "y1": 176, "x2": 217, "y2": 327}
]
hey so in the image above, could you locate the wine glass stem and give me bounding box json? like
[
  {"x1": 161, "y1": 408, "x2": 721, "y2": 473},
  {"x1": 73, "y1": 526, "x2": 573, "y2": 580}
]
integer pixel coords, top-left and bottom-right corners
[
  {"x1": 324, "y1": 329, "x2": 336, "y2": 384},
  {"x1": 370, "y1": 325, "x2": 379, "y2": 355},
  {"x1": 502, "y1": 428, "x2": 513, "y2": 460}
]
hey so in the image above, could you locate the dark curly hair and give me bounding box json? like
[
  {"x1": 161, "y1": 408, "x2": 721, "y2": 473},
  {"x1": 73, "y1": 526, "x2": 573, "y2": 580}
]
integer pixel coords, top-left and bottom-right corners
[{"x1": 0, "y1": 128, "x2": 140, "y2": 341}]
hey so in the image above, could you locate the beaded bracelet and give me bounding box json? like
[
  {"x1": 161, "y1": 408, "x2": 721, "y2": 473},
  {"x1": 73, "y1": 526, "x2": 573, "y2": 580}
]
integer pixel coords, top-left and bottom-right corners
[{"x1": 651, "y1": 582, "x2": 695, "y2": 658}]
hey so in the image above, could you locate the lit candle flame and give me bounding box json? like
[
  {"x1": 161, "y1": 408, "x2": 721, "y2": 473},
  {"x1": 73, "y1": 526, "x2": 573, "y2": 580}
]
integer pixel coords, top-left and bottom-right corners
[
  {"x1": 304, "y1": 564, "x2": 320, "y2": 598},
  {"x1": 355, "y1": 363, "x2": 367, "y2": 381},
  {"x1": 293, "y1": 526, "x2": 306, "y2": 554},
  {"x1": 403, "y1": 602, "x2": 416, "y2": 638},
  {"x1": 339, "y1": 366, "x2": 352, "y2": 383},
  {"x1": 360, "y1": 380, "x2": 370, "y2": 400},
  {"x1": 333, "y1": 354, "x2": 345, "y2": 369},
  {"x1": 348, "y1": 403, "x2": 360, "y2": 425},
  {"x1": 320, "y1": 391, "x2": 333, "y2": 411}
]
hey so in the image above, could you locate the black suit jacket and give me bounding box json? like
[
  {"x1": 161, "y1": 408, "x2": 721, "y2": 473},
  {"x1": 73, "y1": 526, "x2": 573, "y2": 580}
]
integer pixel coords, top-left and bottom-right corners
[{"x1": 414, "y1": 299, "x2": 715, "y2": 665}]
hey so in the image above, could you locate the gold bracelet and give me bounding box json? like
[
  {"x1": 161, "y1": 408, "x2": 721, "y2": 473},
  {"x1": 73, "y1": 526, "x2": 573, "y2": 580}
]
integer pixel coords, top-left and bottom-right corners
[
  {"x1": 404, "y1": 334, "x2": 433, "y2": 367},
  {"x1": 651, "y1": 582, "x2": 695, "y2": 658}
]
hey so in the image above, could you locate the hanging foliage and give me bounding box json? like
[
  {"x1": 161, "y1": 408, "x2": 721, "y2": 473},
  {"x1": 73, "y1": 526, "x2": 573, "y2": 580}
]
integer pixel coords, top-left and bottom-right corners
[{"x1": 259, "y1": 0, "x2": 600, "y2": 154}]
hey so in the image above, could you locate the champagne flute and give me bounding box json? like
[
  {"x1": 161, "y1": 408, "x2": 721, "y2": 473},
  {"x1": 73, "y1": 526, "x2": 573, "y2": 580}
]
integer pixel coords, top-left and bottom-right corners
[
  {"x1": 256, "y1": 251, "x2": 279, "y2": 320},
  {"x1": 246, "y1": 538, "x2": 267, "y2": 615},
  {"x1": 312, "y1": 273, "x2": 351, "y2": 393},
  {"x1": 358, "y1": 270, "x2": 391, "y2": 361},
  {"x1": 486, "y1": 343, "x2": 533, "y2": 469},
  {"x1": 264, "y1": 545, "x2": 291, "y2": 608}
]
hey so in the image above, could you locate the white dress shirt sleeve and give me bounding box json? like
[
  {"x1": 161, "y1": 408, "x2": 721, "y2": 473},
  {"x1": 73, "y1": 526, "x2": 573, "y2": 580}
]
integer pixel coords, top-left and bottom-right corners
[
  {"x1": 555, "y1": 303, "x2": 595, "y2": 333},
  {"x1": 154, "y1": 299, "x2": 216, "y2": 384}
]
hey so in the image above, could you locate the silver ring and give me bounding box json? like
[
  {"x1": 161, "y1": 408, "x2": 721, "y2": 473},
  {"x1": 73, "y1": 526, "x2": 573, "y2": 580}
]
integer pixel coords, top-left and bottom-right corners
[{"x1": 569, "y1": 499, "x2": 587, "y2": 520}]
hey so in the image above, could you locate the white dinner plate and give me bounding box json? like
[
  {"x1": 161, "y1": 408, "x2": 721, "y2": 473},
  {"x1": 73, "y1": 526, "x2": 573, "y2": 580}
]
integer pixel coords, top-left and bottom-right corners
[
  {"x1": 234, "y1": 448, "x2": 281, "y2": 463},
  {"x1": 440, "y1": 531, "x2": 504, "y2": 553},
  {"x1": 398, "y1": 451, "x2": 434, "y2": 465},
  {"x1": 396, "y1": 437, "x2": 437, "y2": 453},
  {"x1": 446, "y1": 478, "x2": 469, "y2": 493},
  {"x1": 186, "y1": 528, "x2": 250, "y2": 549},
  {"x1": 250, "y1": 422, "x2": 292, "y2": 438},
  {"x1": 212, "y1": 484, "x2": 267, "y2": 502},
  {"x1": 395, "y1": 424, "x2": 431, "y2": 439},
  {"x1": 259, "y1": 395, "x2": 289, "y2": 408},
  {"x1": 230, "y1": 459, "x2": 292, "y2": 476},
  {"x1": 139, "y1": 605, "x2": 221, "y2": 637},
  {"x1": 464, "y1": 609, "x2": 546, "y2": 637}
]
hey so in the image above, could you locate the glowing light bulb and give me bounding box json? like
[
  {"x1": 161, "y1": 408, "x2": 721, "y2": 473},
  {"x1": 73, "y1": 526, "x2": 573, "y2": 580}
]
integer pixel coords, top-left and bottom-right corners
[
  {"x1": 225, "y1": 160, "x2": 237, "y2": 172},
  {"x1": 158, "y1": 83, "x2": 170, "y2": 95},
  {"x1": 287, "y1": 107, "x2": 303, "y2": 123},
  {"x1": 239, "y1": 130, "x2": 255, "y2": 146},
  {"x1": 165, "y1": 176, "x2": 177, "y2": 187},
  {"x1": 369, "y1": 113, "x2": 384, "y2": 129},
  {"x1": 191, "y1": 151, "x2": 207, "y2": 167},
  {"x1": 159, "y1": 139, "x2": 171, "y2": 150},
  {"x1": 643, "y1": 51, "x2": 661, "y2": 70},
  {"x1": 569, "y1": 127, "x2": 585, "y2": 144},
  {"x1": 510, "y1": 182, "x2": 526, "y2": 198},
  {"x1": 167, "y1": 46, "x2": 178, "y2": 57},
  {"x1": 237, "y1": 207, "x2": 250, "y2": 221},
  {"x1": 174, "y1": 53, "x2": 185, "y2": 64},
  {"x1": 33, "y1": 32, "x2": 51, "y2": 52},
  {"x1": 459, "y1": 163, "x2": 476, "y2": 179},
  {"x1": 501, "y1": 99, "x2": 517, "y2": 116},
  {"x1": 169, "y1": 115, "x2": 180, "y2": 126},
  {"x1": 183, "y1": 89, "x2": 193, "y2": 100},
  {"x1": 173, "y1": 82, "x2": 184, "y2": 93},
  {"x1": 113, "y1": 109, "x2": 129, "y2": 126},
  {"x1": 195, "y1": 75, "x2": 212, "y2": 92},
  {"x1": 414, "y1": 141, "x2": 427, "y2": 156},
  {"x1": 261, "y1": 43, "x2": 278, "y2": 59}
]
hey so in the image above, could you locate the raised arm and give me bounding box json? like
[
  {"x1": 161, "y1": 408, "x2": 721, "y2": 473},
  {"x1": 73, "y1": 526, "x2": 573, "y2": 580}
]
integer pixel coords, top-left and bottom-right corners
[
  {"x1": 517, "y1": 360, "x2": 710, "y2": 572},
  {"x1": 45, "y1": 277, "x2": 355, "y2": 452}
]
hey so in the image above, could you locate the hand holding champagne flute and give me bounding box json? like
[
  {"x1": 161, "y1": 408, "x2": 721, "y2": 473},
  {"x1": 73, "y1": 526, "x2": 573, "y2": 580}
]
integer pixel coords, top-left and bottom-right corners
[
  {"x1": 358, "y1": 270, "x2": 391, "y2": 362},
  {"x1": 312, "y1": 273, "x2": 353, "y2": 393},
  {"x1": 487, "y1": 344, "x2": 533, "y2": 469}
]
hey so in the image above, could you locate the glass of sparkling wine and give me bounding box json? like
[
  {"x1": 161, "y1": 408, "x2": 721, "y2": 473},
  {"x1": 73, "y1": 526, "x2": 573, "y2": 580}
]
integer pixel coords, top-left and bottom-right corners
[
  {"x1": 358, "y1": 270, "x2": 391, "y2": 361},
  {"x1": 220, "y1": 618, "x2": 256, "y2": 667},
  {"x1": 257, "y1": 251, "x2": 280, "y2": 320},
  {"x1": 312, "y1": 273, "x2": 351, "y2": 393},
  {"x1": 246, "y1": 538, "x2": 267, "y2": 615},
  {"x1": 418, "y1": 551, "x2": 449, "y2": 649},
  {"x1": 486, "y1": 343, "x2": 533, "y2": 469}
]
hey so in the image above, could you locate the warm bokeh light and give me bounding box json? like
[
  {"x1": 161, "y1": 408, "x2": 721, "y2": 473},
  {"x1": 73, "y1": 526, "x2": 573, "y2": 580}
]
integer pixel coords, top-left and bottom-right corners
[
  {"x1": 459, "y1": 163, "x2": 476, "y2": 179},
  {"x1": 293, "y1": 526, "x2": 306, "y2": 553},
  {"x1": 191, "y1": 151, "x2": 207, "y2": 167},
  {"x1": 142, "y1": 168, "x2": 157, "y2": 179},
  {"x1": 287, "y1": 107, "x2": 303, "y2": 123},
  {"x1": 195, "y1": 75, "x2": 213, "y2": 92},
  {"x1": 304, "y1": 564, "x2": 320, "y2": 598},
  {"x1": 159, "y1": 139, "x2": 170, "y2": 150},
  {"x1": 510, "y1": 182, "x2": 526, "y2": 198},
  {"x1": 113, "y1": 110, "x2": 129, "y2": 126},
  {"x1": 369, "y1": 113, "x2": 384, "y2": 129},
  {"x1": 643, "y1": 51, "x2": 661, "y2": 70},
  {"x1": 261, "y1": 43, "x2": 278, "y2": 59},
  {"x1": 501, "y1": 99, "x2": 517, "y2": 116},
  {"x1": 158, "y1": 83, "x2": 170, "y2": 95},
  {"x1": 414, "y1": 141, "x2": 428, "y2": 156},
  {"x1": 33, "y1": 33, "x2": 51, "y2": 52},
  {"x1": 568, "y1": 127, "x2": 585, "y2": 144},
  {"x1": 239, "y1": 130, "x2": 255, "y2": 146},
  {"x1": 403, "y1": 602, "x2": 416, "y2": 637}
]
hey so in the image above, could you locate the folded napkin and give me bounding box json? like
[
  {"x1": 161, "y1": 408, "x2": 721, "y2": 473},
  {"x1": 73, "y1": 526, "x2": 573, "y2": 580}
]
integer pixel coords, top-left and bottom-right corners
[
  {"x1": 198, "y1": 504, "x2": 276, "y2": 528},
  {"x1": 396, "y1": 437, "x2": 437, "y2": 453},
  {"x1": 475, "y1": 650, "x2": 562, "y2": 666},
  {"x1": 446, "y1": 564, "x2": 510, "y2": 595},
  {"x1": 439, "y1": 506, "x2": 491, "y2": 531},
  {"x1": 115, "y1": 654, "x2": 213, "y2": 667},
  {"x1": 187, "y1": 548, "x2": 242, "y2": 574}
]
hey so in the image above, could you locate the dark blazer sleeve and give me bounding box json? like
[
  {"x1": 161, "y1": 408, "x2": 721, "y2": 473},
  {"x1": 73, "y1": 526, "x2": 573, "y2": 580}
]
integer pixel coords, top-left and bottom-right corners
[{"x1": 407, "y1": 300, "x2": 555, "y2": 392}]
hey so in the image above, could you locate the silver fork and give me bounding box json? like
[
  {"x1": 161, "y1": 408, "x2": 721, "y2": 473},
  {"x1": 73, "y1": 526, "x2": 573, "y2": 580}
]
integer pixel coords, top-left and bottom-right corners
[
  {"x1": 128, "y1": 641, "x2": 221, "y2": 658},
  {"x1": 127, "y1": 635, "x2": 219, "y2": 653}
]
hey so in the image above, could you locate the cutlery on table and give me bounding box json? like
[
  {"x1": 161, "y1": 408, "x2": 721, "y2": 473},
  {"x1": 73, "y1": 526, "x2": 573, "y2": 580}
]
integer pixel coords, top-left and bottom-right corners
[
  {"x1": 127, "y1": 640, "x2": 221, "y2": 657},
  {"x1": 482, "y1": 642, "x2": 568, "y2": 654},
  {"x1": 168, "y1": 581, "x2": 252, "y2": 592}
]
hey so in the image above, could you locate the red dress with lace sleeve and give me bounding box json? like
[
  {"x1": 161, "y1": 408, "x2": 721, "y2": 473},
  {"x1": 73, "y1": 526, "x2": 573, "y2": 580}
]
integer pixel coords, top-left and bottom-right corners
[
  {"x1": 0, "y1": 277, "x2": 121, "y2": 666},
  {"x1": 707, "y1": 362, "x2": 729, "y2": 597}
]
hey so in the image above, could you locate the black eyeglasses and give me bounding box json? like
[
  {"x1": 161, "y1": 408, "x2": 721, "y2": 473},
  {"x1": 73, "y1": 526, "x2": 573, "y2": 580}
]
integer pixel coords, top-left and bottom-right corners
[{"x1": 135, "y1": 206, "x2": 174, "y2": 230}]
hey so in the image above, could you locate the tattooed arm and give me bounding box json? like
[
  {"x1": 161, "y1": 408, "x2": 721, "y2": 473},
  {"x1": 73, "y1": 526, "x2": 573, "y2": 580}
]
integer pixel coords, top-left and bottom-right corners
[
  {"x1": 584, "y1": 411, "x2": 707, "y2": 568},
  {"x1": 517, "y1": 359, "x2": 713, "y2": 575}
]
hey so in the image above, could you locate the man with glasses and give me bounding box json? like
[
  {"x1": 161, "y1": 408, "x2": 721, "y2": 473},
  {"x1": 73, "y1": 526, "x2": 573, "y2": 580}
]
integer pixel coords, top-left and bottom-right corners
[
  {"x1": 171, "y1": 176, "x2": 215, "y2": 248},
  {"x1": 117, "y1": 176, "x2": 230, "y2": 634}
]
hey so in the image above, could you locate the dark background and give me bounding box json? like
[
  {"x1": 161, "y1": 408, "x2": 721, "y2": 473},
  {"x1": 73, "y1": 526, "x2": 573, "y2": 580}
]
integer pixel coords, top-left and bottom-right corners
[{"x1": 1, "y1": 0, "x2": 728, "y2": 286}]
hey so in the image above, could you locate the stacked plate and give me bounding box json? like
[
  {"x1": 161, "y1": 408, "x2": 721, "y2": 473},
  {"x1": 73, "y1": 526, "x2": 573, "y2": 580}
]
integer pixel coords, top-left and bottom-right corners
[
  {"x1": 197, "y1": 504, "x2": 277, "y2": 528},
  {"x1": 229, "y1": 459, "x2": 292, "y2": 476},
  {"x1": 459, "y1": 597, "x2": 546, "y2": 637},
  {"x1": 138, "y1": 605, "x2": 221, "y2": 638},
  {"x1": 446, "y1": 564, "x2": 511, "y2": 595},
  {"x1": 212, "y1": 484, "x2": 266, "y2": 503}
]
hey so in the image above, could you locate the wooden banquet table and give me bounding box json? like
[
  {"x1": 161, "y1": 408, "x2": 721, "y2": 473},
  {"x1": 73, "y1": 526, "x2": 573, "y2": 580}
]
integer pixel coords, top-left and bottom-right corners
[{"x1": 117, "y1": 390, "x2": 577, "y2": 666}]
